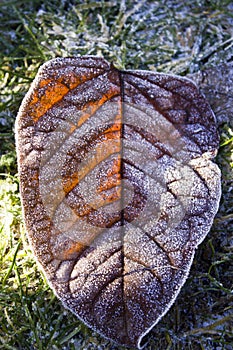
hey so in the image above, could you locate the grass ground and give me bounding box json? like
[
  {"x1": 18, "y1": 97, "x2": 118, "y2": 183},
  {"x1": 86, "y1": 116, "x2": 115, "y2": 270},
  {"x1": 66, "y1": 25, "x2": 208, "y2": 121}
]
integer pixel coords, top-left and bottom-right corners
[{"x1": 0, "y1": 1, "x2": 232, "y2": 349}]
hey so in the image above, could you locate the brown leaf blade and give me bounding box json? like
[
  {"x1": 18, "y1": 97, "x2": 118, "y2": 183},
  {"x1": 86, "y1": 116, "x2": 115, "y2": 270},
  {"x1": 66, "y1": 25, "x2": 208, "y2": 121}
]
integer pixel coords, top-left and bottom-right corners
[{"x1": 16, "y1": 56, "x2": 221, "y2": 348}]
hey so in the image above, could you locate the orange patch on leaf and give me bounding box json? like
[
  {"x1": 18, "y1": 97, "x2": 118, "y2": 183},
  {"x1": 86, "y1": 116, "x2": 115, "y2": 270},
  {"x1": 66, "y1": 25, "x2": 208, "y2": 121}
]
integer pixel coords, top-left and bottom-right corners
[
  {"x1": 62, "y1": 241, "x2": 86, "y2": 260},
  {"x1": 39, "y1": 78, "x2": 52, "y2": 88},
  {"x1": 29, "y1": 81, "x2": 69, "y2": 122},
  {"x1": 63, "y1": 172, "x2": 79, "y2": 195},
  {"x1": 98, "y1": 173, "x2": 121, "y2": 192}
]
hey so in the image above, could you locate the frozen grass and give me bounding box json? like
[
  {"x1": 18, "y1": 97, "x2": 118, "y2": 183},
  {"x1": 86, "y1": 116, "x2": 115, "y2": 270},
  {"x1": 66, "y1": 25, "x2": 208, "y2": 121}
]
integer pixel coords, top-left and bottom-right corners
[{"x1": 0, "y1": 1, "x2": 232, "y2": 349}]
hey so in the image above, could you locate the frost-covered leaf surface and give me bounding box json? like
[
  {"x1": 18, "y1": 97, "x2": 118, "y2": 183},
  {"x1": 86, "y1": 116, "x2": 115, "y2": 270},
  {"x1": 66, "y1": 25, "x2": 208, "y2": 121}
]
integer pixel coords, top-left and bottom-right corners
[
  {"x1": 190, "y1": 63, "x2": 233, "y2": 127},
  {"x1": 16, "y1": 56, "x2": 221, "y2": 348},
  {"x1": 1, "y1": 1, "x2": 233, "y2": 349}
]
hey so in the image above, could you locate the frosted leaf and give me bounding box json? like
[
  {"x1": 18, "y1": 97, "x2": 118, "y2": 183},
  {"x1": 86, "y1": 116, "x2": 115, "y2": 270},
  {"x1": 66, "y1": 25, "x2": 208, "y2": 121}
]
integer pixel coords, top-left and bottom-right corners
[{"x1": 16, "y1": 56, "x2": 221, "y2": 349}]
